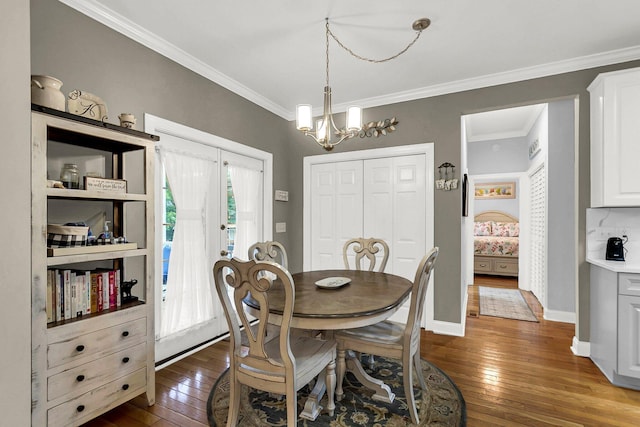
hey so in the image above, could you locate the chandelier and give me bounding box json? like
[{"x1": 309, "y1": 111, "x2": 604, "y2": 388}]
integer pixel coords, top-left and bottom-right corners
[{"x1": 296, "y1": 17, "x2": 431, "y2": 151}]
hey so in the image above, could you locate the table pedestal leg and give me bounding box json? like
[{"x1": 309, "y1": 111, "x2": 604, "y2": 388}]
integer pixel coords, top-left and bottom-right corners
[
  {"x1": 344, "y1": 351, "x2": 395, "y2": 403},
  {"x1": 300, "y1": 369, "x2": 326, "y2": 420}
]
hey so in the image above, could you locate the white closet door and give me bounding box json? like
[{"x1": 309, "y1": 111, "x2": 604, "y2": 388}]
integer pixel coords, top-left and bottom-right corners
[
  {"x1": 310, "y1": 161, "x2": 363, "y2": 270},
  {"x1": 529, "y1": 164, "x2": 547, "y2": 307},
  {"x1": 364, "y1": 155, "x2": 426, "y2": 280}
]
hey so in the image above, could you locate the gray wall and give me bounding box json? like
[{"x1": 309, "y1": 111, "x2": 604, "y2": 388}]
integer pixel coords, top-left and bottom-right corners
[
  {"x1": 468, "y1": 136, "x2": 529, "y2": 174},
  {"x1": 1, "y1": 0, "x2": 31, "y2": 424},
  {"x1": 18, "y1": 0, "x2": 640, "y2": 382},
  {"x1": 547, "y1": 99, "x2": 577, "y2": 313}
]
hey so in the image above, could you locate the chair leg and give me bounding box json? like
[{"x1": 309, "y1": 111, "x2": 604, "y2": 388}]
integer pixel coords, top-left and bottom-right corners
[
  {"x1": 403, "y1": 354, "x2": 419, "y2": 425},
  {"x1": 414, "y1": 351, "x2": 427, "y2": 390},
  {"x1": 336, "y1": 348, "x2": 346, "y2": 401},
  {"x1": 227, "y1": 381, "x2": 241, "y2": 427},
  {"x1": 286, "y1": 386, "x2": 297, "y2": 425},
  {"x1": 325, "y1": 359, "x2": 336, "y2": 416}
]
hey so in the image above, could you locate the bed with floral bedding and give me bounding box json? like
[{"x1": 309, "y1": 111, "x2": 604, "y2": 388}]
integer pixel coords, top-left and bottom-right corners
[{"x1": 473, "y1": 210, "x2": 519, "y2": 277}]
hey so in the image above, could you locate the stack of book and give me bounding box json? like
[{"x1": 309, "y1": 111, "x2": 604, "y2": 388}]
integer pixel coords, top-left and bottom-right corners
[{"x1": 46, "y1": 268, "x2": 123, "y2": 323}]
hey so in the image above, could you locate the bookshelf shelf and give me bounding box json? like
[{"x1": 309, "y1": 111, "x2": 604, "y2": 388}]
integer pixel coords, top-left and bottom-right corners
[{"x1": 31, "y1": 108, "x2": 156, "y2": 427}]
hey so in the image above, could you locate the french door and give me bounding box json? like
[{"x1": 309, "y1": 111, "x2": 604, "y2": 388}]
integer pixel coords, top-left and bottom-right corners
[{"x1": 145, "y1": 114, "x2": 272, "y2": 363}]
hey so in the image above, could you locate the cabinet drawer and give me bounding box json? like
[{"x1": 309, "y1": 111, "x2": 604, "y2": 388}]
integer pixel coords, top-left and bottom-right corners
[
  {"x1": 47, "y1": 367, "x2": 146, "y2": 427},
  {"x1": 494, "y1": 260, "x2": 518, "y2": 274},
  {"x1": 474, "y1": 258, "x2": 492, "y2": 272},
  {"x1": 48, "y1": 317, "x2": 146, "y2": 369},
  {"x1": 48, "y1": 341, "x2": 146, "y2": 402},
  {"x1": 619, "y1": 273, "x2": 640, "y2": 296}
]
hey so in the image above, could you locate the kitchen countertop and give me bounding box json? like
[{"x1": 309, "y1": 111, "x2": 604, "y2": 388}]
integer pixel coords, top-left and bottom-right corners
[{"x1": 586, "y1": 257, "x2": 640, "y2": 273}]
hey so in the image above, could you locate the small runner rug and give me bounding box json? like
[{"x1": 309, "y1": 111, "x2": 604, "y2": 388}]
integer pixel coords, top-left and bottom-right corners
[
  {"x1": 208, "y1": 355, "x2": 466, "y2": 426},
  {"x1": 478, "y1": 286, "x2": 538, "y2": 322}
]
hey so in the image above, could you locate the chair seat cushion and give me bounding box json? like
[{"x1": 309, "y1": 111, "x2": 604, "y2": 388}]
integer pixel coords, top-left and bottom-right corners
[{"x1": 335, "y1": 320, "x2": 404, "y2": 346}]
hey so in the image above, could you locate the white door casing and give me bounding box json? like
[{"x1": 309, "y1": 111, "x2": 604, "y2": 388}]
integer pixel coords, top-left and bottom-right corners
[
  {"x1": 304, "y1": 144, "x2": 434, "y2": 328},
  {"x1": 145, "y1": 114, "x2": 272, "y2": 364}
]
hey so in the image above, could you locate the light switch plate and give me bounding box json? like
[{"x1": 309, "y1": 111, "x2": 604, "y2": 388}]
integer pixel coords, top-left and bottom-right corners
[
  {"x1": 276, "y1": 222, "x2": 286, "y2": 233},
  {"x1": 275, "y1": 190, "x2": 289, "y2": 202}
]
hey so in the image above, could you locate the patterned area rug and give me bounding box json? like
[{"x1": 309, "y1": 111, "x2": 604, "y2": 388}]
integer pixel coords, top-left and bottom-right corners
[
  {"x1": 208, "y1": 355, "x2": 466, "y2": 426},
  {"x1": 479, "y1": 286, "x2": 538, "y2": 322}
]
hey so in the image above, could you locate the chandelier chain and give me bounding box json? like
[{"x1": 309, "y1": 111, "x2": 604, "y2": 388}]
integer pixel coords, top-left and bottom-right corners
[{"x1": 325, "y1": 19, "x2": 424, "y2": 64}]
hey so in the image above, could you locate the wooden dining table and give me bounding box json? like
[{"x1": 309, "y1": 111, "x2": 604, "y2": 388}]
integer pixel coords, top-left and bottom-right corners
[{"x1": 244, "y1": 269, "x2": 413, "y2": 420}]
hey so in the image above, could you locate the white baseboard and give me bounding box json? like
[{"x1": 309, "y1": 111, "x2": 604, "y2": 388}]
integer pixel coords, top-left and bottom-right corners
[
  {"x1": 543, "y1": 309, "x2": 576, "y2": 324},
  {"x1": 571, "y1": 336, "x2": 590, "y2": 357},
  {"x1": 430, "y1": 319, "x2": 465, "y2": 337}
]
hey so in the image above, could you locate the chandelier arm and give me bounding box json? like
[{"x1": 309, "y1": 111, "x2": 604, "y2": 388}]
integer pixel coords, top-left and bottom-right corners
[{"x1": 326, "y1": 21, "x2": 424, "y2": 64}]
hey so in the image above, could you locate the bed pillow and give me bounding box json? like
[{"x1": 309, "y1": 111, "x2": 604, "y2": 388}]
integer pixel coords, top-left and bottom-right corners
[
  {"x1": 492, "y1": 221, "x2": 519, "y2": 237},
  {"x1": 474, "y1": 221, "x2": 492, "y2": 236}
]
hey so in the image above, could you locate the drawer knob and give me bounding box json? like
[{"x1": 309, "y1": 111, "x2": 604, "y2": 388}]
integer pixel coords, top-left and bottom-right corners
[
  {"x1": 499, "y1": 265, "x2": 507, "y2": 268},
  {"x1": 76, "y1": 345, "x2": 85, "y2": 352},
  {"x1": 480, "y1": 264, "x2": 487, "y2": 267},
  {"x1": 76, "y1": 405, "x2": 85, "y2": 413},
  {"x1": 122, "y1": 357, "x2": 130, "y2": 363},
  {"x1": 122, "y1": 384, "x2": 129, "y2": 391},
  {"x1": 76, "y1": 374, "x2": 85, "y2": 382},
  {"x1": 122, "y1": 331, "x2": 129, "y2": 337}
]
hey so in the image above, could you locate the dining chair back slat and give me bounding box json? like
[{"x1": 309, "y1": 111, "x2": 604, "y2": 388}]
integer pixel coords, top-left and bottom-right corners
[{"x1": 343, "y1": 237, "x2": 389, "y2": 272}]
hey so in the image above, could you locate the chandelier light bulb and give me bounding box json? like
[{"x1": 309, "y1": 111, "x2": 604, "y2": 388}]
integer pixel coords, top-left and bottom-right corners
[
  {"x1": 346, "y1": 106, "x2": 362, "y2": 131},
  {"x1": 296, "y1": 104, "x2": 313, "y2": 131},
  {"x1": 316, "y1": 119, "x2": 327, "y2": 141}
]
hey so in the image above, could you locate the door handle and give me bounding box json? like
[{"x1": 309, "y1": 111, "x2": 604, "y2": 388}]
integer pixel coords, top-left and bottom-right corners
[{"x1": 220, "y1": 250, "x2": 229, "y2": 256}]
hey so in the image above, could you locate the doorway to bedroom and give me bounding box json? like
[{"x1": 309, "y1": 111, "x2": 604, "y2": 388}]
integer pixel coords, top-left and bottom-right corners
[{"x1": 461, "y1": 98, "x2": 578, "y2": 324}]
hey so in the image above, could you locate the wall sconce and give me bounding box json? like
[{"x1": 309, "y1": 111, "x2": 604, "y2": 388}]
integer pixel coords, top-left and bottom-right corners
[{"x1": 436, "y1": 162, "x2": 458, "y2": 191}]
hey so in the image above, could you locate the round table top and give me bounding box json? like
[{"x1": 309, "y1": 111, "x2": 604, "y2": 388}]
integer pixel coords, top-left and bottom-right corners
[{"x1": 245, "y1": 269, "x2": 413, "y2": 330}]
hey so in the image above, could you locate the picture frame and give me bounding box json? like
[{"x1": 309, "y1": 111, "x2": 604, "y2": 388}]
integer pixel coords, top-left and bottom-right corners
[{"x1": 474, "y1": 182, "x2": 516, "y2": 199}]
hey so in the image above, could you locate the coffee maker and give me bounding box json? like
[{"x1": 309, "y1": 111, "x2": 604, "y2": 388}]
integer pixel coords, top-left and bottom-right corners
[{"x1": 606, "y1": 237, "x2": 626, "y2": 261}]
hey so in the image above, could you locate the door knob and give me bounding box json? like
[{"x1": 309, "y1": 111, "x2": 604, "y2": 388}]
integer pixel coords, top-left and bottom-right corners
[
  {"x1": 220, "y1": 250, "x2": 229, "y2": 256},
  {"x1": 220, "y1": 224, "x2": 226, "y2": 230}
]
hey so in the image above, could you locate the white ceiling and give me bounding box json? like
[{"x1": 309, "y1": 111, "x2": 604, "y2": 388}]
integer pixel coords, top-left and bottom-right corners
[{"x1": 61, "y1": 0, "x2": 640, "y2": 130}]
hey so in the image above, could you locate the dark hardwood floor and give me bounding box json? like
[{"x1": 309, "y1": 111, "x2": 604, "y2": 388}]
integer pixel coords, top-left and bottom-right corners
[{"x1": 82, "y1": 275, "x2": 640, "y2": 426}]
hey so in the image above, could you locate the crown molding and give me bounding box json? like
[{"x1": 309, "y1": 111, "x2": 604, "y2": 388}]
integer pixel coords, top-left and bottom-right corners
[
  {"x1": 59, "y1": 0, "x2": 640, "y2": 122},
  {"x1": 58, "y1": 0, "x2": 291, "y2": 119}
]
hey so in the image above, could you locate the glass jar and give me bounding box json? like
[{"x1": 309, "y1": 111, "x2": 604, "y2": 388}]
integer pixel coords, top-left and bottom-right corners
[{"x1": 60, "y1": 163, "x2": 80, "y2": 189}]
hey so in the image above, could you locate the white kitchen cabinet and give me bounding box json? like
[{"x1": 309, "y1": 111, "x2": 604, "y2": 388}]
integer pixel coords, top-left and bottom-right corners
[
  {"x1": 618, "y1": 274, "x2": 640, "y2": 379},
  {"x1": 31, "y1": 106, "x2": 156, "y2": 426},
  {"x1": 588, "y1": 67, "x2": 640, "y2": 207},
  {"x1": 590, "y1": 265, "x2": 640, "y2": 390}
]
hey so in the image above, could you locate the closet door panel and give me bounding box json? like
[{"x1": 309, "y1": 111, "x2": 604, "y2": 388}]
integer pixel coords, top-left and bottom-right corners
[
  {"x1": 364, "y1": 159, "x2": 394, "y2": 269},
  {"x1": 310, "y1": 161, "x2": 363, "y2": 269},
  {"x1": 392, "y1": 155, "x2": 427, "y2": 281}
]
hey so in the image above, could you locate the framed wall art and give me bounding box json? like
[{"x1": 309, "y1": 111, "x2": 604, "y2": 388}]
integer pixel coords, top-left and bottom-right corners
[{"x1": 474, "y1": 182, "x2": 516, "y2": 199}]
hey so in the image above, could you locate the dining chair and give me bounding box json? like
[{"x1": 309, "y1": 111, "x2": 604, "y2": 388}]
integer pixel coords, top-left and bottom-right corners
[
  {"x1": 343, "y1": 237, "x2": 389, "y2": 272},
  {"x1": 334, "y1": 246, "x2": 439, "y2": 425},
  {"x1": 343, "y1": 237, "x2": 390, "y2": 368},
  {"x1": 248, "y1": 240, "x2": 288, "y2": 268},
  {"x1": 213, "y1": 257, "x2": 337, "y2": 425}
]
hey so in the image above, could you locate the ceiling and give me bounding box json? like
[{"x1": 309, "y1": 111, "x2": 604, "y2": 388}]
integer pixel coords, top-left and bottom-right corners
[{"x1": 61, "y1": 0, "x2": 640, "y2": 129}]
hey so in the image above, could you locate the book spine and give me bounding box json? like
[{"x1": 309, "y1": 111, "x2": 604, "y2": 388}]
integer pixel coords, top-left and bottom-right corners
[
  {"x1": 55, "y1": 270, "x2": 62, "y2": 322},
  {"x1": 85, "y1": 271, "x2": 91, "y2": 315},
  {"x1": 90, "y1": 273, "x2": 99, "y2": 313},
  {"x1": 63, "y1": 269, "x2": 71, "y2": 320},
  {"x1": 70, "y1": 271, "x2": 77, "y2": 319},
  {"x1": 109, "y1": 270, "x2": 116, "y2": 309},
  {"x1": 97, "y1": 273, "x2": 103, "y2": 312},
  {"x1": 102, "y1": 271, "x2": 110, "y2": 311},
  {"x1": 116, "y1": 269, "x2": 121, "y2": 307}
]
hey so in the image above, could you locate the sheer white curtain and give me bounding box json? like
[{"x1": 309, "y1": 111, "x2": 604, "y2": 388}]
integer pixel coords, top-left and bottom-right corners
[
  {"x1": 160, "y1": 149, "x2": 215, "y2": 337},
  {"x1": 229, "y1": 165, "x2": 262, "y2": 261}
]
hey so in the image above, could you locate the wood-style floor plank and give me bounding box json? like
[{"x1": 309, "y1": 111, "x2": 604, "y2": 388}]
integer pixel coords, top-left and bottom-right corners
[{"x1": 82, "y1": 275, "x2": 640, "y2": 426}]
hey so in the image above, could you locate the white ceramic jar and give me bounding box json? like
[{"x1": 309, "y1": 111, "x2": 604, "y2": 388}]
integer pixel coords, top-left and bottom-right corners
[{"x1": 31, "y1": 75, "x2": 65, "y2": 111}]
